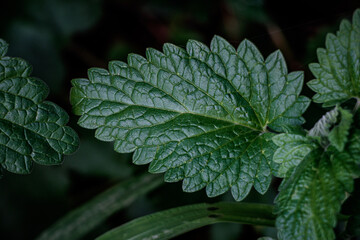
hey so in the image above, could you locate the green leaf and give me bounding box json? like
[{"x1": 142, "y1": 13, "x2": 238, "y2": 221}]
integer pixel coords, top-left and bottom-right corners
[
  {"x1": 308, "y1": 107, "x2": 339, "y2": 138},
  {"x1": 71, "y1": 36, "x2": 310, "y2": 201},
  {"x1": 96, "y1": 202, "x2": 275, "y2": 240},
  {"x1": 307, "y1": 106, "x2": 354, "y2": 151},
  {"x1": 35, "y1": 173, "x2": 162, "y2": 240},
  {"x1": 308, "y1": 9, "x2": 360, "y2": 106},
  {"x1": 272, "y1": 134, "x2": 316, "y2": 177},
  {"x1": 328, "y1": 107, "x2": 353, "y2": 151},
  {"x1": 347, "y1": 129, "x2": 360, "y2": 163},
  {"x1": 275, "y1": 149, "x2": 358, "y2": 240},
  {"x1": 307, "y1": 106, "x2": 354, "y2": 150},
  {"x1": 0, "y1": 39, "x2": 79, "y2": 174}
]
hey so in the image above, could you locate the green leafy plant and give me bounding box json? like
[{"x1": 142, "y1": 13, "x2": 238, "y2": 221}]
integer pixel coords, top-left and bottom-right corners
[
  {"x1": 68, "y1": 9, "x2": 360, "y2": 239},
  {"x1": 0, "y1": 39, "x2": 78, "y2": 176},
  {"x1": 2, "y1": 7, "x2": 360, "y2": 240},
  {"x1": 70, "y1": 35, "x2": 310, "y2": 201}
]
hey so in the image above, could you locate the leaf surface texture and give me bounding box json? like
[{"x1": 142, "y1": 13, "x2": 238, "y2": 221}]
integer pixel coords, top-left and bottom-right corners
[
  {"x1": 71, "y1": 36, "x2": 309, "y2": 200},
  {"x1": 0, "y1": 39, "x2": 79, "y2": 174},
  {"x1": 275, "y1": 149, "x2": 358, "y2": 240},
  {"x1": 308, "y1": 9, "x2": 360, "y2": 106}
]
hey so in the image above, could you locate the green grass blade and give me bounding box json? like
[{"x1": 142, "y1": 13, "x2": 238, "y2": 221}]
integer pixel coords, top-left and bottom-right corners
[
  {"x1": 96, "y1": 202, "x2": 275, "y2": 240},
  {"x1": 36, "y1": 173, "x2": 163, "y2": 240}
]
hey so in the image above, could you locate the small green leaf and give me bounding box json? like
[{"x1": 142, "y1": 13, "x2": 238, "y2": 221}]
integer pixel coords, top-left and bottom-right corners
[
  {"x1": 328, "y1": 107, "x2": 353, "y2": 151},
  {"x1": 275, "y1": 149, "x2": 358, "y2": 240},
  {"x1": 308, "y1": 107, "x2": 339, "y2": 138},
  {"x1": 308, "y1": 9, "x2": 360, "y2": 106},
  {"x1": 272, "y1": 134, "x2": 316, "y2": 177},
  {"x1": 347, "y1": 128, "x2": 360, "y2": 163},
  {"x1": 96, "y1": 202, "x2": 275, "y2": 240},
  {"x1": 0, "y1": 39, "x2": 79, "y2": 174},
  {"x1": 71, "y1": 36, "x2": 309, "y2": 201},
  {"x1": 36, "y1": 174, "x2": 162, "y2": 240},
  {"x1": 307, "y1": 106, "x2": 354, "y2": 150}
]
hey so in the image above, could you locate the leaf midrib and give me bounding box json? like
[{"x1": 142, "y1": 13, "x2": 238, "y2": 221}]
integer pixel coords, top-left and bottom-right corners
[
  {"x1": 80, "y1": 94, "x2": 264, "y2": 132},
  {"x1": 0, "y1": 117, "x2": 76, "y2": 151}
]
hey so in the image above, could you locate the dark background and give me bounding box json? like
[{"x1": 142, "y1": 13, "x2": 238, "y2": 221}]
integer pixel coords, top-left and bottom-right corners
[{"x1": 0, "y1": 0, "x2": 359, "y2": 239}]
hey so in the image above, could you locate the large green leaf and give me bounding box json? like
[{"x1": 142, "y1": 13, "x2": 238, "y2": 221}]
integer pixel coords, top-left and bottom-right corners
[
  {"x1": 0, "y1": 39, "x2": 79, "y2": 174},
  {"x1": 308, "y1": 9, "x2": 360, "y2": 106},
  {"x1": 71, "y1": 36, "x2": 310, "y2": 200},
  {"x1": 275, "y1": 149, "x2": 359, "y2": 240}
]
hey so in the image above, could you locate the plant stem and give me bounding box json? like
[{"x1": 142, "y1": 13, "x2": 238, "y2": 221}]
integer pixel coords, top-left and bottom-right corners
[
  {"x1": 353, "y1": 97, "x2": 360, "y2": 113},
  {"x1": 96, "y1": 202, "x2": 276, "y2": 240},
  {"x1": 95, "y1": 200, "x2": 353, "y2": 240},
  {"x1": 36, "y1": 174, "x2": 163, "y2": 240},
  {"x1": 209, "y1": 202, "x2": 275, "y2": 226},
  {"x1": 337, "y1": 213, "x2": 350, "y2": 221}
]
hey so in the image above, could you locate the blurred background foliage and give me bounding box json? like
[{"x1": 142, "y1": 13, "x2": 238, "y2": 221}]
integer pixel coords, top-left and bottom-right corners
[{"x1": 0, "y1": 0, "x2": 359, "y2": 239}]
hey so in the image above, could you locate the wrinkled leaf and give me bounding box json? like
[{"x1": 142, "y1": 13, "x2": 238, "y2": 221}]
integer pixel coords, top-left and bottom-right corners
[
  {"x1": 0, "y1": 39, "x2": 79, "y2": 175},
  {"x1": 308, "y1": 9, "x2": 360, "y2": 106},
  {"x1": 275, "y1": 149, "x2": 358, "y2": 240},
  {"x1": 308, "y1": 106, "x2": 354, "y2": 150},
  {"x1": 308, "y1": 106, "x2": 338, "y2": 138},
  {"x1": 272, "y1": 134, "x2": 316, "y2": 177},
  {"x1": 71, "y1": 36, "x2": 309, "y2": 200},
  {"x1": 328, "y1": 107, "x2": 353, "y2": 151},
  {"x1": 347, "y1": 128, "x2": 360, "y2": 164}
]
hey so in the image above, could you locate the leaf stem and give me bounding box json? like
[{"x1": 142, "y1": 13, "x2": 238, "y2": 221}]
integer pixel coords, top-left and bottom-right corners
[
  {"x1": 209, "y1": 202, "x2": 275, "y2": 226},
  {"x1": 94, "y1": 200, "x2": 352, "y2": 240},
  {"x1": 353, "y1": 97, "x2": 360, "y2": 114},
  {"x1": 96, "y1": 202, "x2": 276, "y2": 240},
  {"x1": 337, "y1": 213, "x2": 350, "y2": 222},
  {"x1": 36, "y1": 174, "x2": 163, "y2": 240}
]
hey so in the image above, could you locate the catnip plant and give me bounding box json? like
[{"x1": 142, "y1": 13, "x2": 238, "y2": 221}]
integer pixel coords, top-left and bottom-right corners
[{"x1": 1, "y1": 7, "x2": 360, "y2": 240}]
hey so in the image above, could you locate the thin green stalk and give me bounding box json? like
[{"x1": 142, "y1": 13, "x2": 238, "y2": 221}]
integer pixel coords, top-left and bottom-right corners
[
  {"x1": 96, "y1": 202, "x2": 276, "y2": 240},
  {"x1": 353, "y1": 97, "x2": 360, "y2": 113},
  {"x1": 36, "y1": 173, "x2": 163, "y2": 240},
  {"x1": 211, "y1": 202, "x2": 275, "y2": 226}
]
